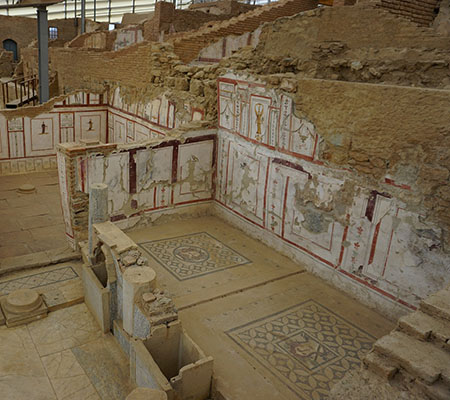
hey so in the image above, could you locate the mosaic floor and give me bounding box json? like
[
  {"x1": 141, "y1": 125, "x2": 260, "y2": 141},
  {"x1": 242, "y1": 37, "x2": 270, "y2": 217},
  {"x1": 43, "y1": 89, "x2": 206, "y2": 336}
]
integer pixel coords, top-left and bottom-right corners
[
  {"x1": 227, "y1": 300, "x2": 375, "y2": 400},
  {"x1": 140, "y1": 232, "x2": 250, "y2": 280},
  {"x1": 128, "y1": 216, "x2": 395, "y2": 400},
  {"x1": 0, "y1": 266, "x2": 78, "y2": 296}
]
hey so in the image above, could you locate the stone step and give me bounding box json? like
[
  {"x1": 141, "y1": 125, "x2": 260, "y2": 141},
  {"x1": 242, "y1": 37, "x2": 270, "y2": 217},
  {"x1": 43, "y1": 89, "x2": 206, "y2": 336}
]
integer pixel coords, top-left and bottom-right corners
[
  {"x1": 420, "y1": 286, "x2": 450, "y2": 322},
  {"x1": 398, "y1": 311, "x2": 450, "y2": 351},
  {"x1": 416, "y1": 379, "x2": 450, "y2": 400},
  {"x1": 373, "y1": 331, "x2": 450, "y2": 385},
  {"x1": 363, "y1": 350, "x2": 398, "y2": 379}
]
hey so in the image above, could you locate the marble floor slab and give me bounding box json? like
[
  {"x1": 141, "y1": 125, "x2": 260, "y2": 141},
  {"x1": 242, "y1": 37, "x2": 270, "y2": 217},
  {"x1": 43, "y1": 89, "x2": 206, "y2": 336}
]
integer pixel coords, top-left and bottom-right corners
[
  {"x1": 0, "y1": 325, "x2": 56, "y2": 399},
  {"x1": 0, "y1": 303, "x2": 135, "y2": 400},
  {"x1": 28, "y1": 303, "x2": 103, "y2": 357},
  {"x1": 41, "y1": 350, "x2": 100, "y2": 400},
  {"x1": 71, "y1": 335, "x2": 135, "y2": 399}
]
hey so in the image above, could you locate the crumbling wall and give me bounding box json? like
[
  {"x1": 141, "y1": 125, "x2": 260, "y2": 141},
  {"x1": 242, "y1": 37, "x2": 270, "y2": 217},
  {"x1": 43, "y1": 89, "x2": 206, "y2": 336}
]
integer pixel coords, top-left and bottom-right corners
[
  {"x1": 67, "y1": 26, "x2": 143, "y2": 51},
  {"x1": 170, "y1": 0, "x2": 319, "y2": 64},
  {"x1": 215, "y1": 72, "x2": 450, "y2": 319},
  {"x1": 188, "y1": 0, "x2": 257, "y2": 16},
  {"x1": 234, "y1": 3, "x2": 450, "y2": 88}
]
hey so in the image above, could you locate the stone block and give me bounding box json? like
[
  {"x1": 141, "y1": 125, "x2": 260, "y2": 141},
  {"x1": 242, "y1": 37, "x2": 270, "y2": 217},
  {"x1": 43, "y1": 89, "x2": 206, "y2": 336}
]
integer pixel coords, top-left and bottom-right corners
[
  {"x1": 363, "y1": 351, "x2": 398, "y2": 380},
  {"x1": 420, "y1": 288, "x2": 450, "y2": 322},
  {"x1": 374, "y1": 331, "x2": 450, "y2": 385}
]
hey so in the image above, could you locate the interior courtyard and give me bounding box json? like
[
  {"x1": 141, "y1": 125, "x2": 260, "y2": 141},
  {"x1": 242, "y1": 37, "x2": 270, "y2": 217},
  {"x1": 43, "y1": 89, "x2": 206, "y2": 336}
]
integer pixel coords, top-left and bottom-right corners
[{"x1": 0, "y1": 0, "x2": 449, "y2": 399}]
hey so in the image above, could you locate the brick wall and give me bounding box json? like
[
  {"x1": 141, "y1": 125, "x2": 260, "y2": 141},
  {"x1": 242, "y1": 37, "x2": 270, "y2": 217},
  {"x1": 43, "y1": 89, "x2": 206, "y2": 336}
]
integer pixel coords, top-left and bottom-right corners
[
  {"x1": 143, "y1": 1, "x2": 251, "y2": 42},
  {"x1": 376, "y1": 0, "x2": 440, "y2": 26},
  {"x1": 171, "y1": 0, "x2": 319, "y2": 63},
  {"x1": 0, "y1": 16, "x2": 80, "y2": 57}
]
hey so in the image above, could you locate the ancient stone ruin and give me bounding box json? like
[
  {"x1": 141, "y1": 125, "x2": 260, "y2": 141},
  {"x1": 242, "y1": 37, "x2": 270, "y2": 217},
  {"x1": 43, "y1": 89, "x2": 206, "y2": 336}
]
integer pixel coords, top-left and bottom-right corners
[{"x1": 0, "y1": 0, "x2": 449, "y2": 399}]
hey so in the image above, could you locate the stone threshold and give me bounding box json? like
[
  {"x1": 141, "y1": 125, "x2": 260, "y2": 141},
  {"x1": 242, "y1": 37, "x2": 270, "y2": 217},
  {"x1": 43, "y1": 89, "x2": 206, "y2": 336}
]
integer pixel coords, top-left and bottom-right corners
[{"x1": 0, "y1": 246, "x2": 81, "y2": 277}]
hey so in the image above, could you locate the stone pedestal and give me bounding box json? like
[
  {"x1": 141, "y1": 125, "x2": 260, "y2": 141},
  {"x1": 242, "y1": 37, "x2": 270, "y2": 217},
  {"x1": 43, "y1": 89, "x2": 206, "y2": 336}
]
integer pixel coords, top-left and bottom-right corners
[
  {"x1": 0, "y1": 289, "x2": 48, "y2": 327},
  {"x1": 123, "y1": 266, "x2": 156, "y2": 336}
]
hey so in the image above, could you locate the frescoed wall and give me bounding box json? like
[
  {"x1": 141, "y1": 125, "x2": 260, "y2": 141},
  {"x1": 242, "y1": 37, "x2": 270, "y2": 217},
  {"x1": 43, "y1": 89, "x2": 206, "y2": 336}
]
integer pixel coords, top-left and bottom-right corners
[
  {"x1": 215, "y1": 74, "x2": 450, "y2": 318},
  {"x1": 0, "y1": 89, "x2": 205, "y2": 175},
  {"x1": 57, "y1": 130, "x2": 216, "y2": 246},
  {"x1": 0, "y1": 93, "x2": 108, "y2": 175}
]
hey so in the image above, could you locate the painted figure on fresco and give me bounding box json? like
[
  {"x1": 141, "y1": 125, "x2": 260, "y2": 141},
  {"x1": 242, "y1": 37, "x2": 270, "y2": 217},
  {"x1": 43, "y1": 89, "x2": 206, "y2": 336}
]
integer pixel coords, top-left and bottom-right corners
[{"x1": 39, "y1": 122, "x2": 48, "y2": 135}]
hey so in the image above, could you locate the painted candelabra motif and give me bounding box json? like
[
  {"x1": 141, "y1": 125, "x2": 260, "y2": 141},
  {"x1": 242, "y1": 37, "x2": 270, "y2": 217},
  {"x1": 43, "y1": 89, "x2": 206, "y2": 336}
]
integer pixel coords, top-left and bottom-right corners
[{"x1": 254, "y1": 103, "x2": 264, "y2": 142}]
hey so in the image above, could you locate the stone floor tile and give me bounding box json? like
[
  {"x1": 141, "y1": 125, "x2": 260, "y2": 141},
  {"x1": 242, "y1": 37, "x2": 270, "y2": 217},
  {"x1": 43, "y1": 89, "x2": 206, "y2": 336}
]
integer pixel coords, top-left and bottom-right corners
[
  {"x1": 71, "y1": 335, "x2": 135, "y2": 400},
  {"x1": 0, "y1": 216, "x2": 21, "y2": 233},
  {"x1": 18, "y1": 215, "x2": 57, "y2": 230},
  {"x1": 0, "y1": 375, "x2": 57, "y2": 400},
  {"x1": 28, "y1": 303, "x2": 103, "y2": 357},
  {"x1": 0, "y1": 243, "x2": 31, "y2": 258},
  {"x1": 41, "y1": 350, "x2": 100, "y2": 400},
  {"x1": 0, "y1": 325, "x2": 46, "y2": 377},
  {"x1": 0, "y1": 230, "x2": 33, "y2": 246}
]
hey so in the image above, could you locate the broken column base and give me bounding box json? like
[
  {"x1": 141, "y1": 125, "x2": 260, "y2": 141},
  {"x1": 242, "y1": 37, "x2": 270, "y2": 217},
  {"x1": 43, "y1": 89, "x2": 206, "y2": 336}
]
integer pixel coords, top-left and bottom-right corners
[{"x1": 0, "y1": 288, "x2": 48, "y2": 327}]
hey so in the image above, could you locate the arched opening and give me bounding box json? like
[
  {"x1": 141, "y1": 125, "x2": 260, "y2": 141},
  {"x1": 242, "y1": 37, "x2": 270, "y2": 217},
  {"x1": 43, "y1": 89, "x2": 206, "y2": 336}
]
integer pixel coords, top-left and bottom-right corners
[{"x1": 2, "y1": 39, "x2": 18, "y2": 62}]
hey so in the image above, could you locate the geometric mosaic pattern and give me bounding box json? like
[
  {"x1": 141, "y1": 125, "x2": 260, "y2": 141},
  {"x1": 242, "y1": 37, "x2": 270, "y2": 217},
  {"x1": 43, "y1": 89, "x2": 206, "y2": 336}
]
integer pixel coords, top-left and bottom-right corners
[
  {"x1": 140, "y1": 232, "x2": 250, "y2": 280},
  {"x1": 0, "y1": 266, "x2": 78, "y2": 296},
  {"x1": 227, "y1": 300, "x2": 375, "y2": 400}
]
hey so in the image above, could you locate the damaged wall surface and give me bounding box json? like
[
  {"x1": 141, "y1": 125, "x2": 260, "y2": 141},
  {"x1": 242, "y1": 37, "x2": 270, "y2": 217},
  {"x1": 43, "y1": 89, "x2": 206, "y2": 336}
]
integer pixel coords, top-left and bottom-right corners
[
  {"x1": 57, "y1": 129, "x2": 215, "y2": 247},
  {"x1": 215, "y1": 73, "x2": 450, "y2": 318},
  {"x1": 0, "y1": 86, "x2": 209, "y2": 175},
  {"x1": 2, "y1": 0, "x2": 449, "y2": 322}
]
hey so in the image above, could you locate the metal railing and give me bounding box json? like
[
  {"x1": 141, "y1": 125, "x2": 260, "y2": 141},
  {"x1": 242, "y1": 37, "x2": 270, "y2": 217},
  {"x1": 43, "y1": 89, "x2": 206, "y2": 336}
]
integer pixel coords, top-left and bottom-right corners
[{"x1": 1, "y1": 75, "x2": 38, "y2": 109}]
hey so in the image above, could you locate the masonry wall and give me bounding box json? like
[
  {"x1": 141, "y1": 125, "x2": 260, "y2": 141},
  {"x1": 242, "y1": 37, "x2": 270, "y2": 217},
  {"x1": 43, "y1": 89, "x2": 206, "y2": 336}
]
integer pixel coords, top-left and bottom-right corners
[
  {"x1": 376, "y1": 0, "x2": 440, "y2": 26},
  {"x1": 215, "y1": 73, "x2": 450, "y2": 319},
  {"x1": 0, "y1": 16, "x2": 79, "y2": 59},
  {"x1": 248, "y1": 4, "x2": 450, "y2": 85}
]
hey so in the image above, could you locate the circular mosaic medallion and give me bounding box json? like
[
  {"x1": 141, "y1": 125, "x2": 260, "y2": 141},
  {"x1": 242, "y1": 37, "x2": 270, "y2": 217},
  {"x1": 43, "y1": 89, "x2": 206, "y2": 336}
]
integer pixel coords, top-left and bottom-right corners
[{"x1": 173, "y1": 245, "x2": 209, "y2": 263}]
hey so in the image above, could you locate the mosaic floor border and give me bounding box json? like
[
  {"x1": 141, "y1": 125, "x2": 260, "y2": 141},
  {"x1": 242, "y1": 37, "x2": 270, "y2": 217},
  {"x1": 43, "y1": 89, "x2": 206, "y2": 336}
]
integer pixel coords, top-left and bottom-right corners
[{"x1": 0, "y1": 266, "x2": 79, "y2": 296}]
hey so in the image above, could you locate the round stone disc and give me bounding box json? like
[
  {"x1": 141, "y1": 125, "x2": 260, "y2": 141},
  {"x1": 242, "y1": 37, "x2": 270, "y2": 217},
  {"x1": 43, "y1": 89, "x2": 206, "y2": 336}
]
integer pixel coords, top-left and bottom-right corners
[
  {"x1": 17, "y1": 184, "x2": 36, "y2": 194},
  {"x1": 123, "y1": 266, "x2": 156, "y2": 285},
  {"x1": 4, "y1": 289, "x2": 43, "y2": 314}
]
